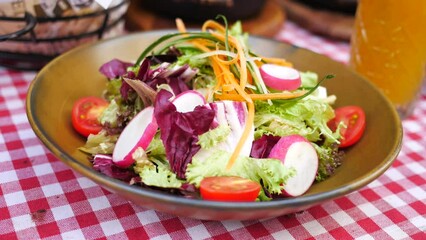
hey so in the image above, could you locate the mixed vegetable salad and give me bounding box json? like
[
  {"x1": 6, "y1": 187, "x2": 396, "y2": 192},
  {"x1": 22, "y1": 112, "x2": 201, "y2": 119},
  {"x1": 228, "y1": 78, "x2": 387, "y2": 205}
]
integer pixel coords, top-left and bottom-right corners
[{"x1": 72, "y1": 18, "x2": 366, "y2": 202}]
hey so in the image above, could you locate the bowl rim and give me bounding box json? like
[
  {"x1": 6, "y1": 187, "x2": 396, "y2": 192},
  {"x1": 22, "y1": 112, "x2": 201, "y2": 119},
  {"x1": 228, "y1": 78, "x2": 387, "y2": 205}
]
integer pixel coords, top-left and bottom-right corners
[{"x1": 26, "y1": 30, "x2": 403, "y2": 211}]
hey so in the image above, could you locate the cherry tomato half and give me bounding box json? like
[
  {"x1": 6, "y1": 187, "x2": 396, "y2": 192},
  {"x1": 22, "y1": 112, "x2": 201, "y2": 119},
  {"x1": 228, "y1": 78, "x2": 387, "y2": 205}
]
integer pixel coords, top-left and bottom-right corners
[
  {"x1": 328, "y1": 106, "x2": 366, "y2": 148},
  {"x1": 200, "y1": 176, "x2": 261, "y2": 202},
  {"x1": 71, "y1": 96, "x2": 108, "y2": 137}
]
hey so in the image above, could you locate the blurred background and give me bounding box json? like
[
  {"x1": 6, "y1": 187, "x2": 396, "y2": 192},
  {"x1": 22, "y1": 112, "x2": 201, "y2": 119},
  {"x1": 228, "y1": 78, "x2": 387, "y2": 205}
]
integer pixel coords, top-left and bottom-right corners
[
  {"x1": 125, "y1": 0, "x2": 357, "y2": 40},
  {"x1": 0, "y1": 0, "x2": 357, "y2": 70}
]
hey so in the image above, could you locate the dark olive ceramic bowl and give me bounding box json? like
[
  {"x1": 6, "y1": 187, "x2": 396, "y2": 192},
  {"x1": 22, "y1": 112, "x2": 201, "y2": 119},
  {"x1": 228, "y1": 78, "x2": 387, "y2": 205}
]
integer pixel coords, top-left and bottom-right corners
[{"x1": 26, "y1": 31, "x2": 402, "y2": 221}]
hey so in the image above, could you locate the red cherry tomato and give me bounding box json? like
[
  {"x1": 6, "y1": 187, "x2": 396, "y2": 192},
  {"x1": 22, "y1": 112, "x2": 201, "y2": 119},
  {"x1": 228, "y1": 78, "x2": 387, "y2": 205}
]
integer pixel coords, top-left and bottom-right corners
[
  {"x1": 71, "y1": 96, "x2": 108, "y2": 137},
  {"x1": 328, "y1": 106, "x2": 366, "y2": 148},
  {"x1": 199, "y1": 176, "x2": 261, "y2": 202}
]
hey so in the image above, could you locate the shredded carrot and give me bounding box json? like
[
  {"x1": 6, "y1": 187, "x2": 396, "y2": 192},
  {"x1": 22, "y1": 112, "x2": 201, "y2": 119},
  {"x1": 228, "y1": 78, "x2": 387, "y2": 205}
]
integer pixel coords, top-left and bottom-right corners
[
  {"x1": 222, "y1": 84, "x2": 235, "y2": 92},
  {"x1": 215, "y1": 91, "x2": 307, "y2": 101},
  {"x1": 175, "y1": 18, "x2": 187, "y2": 33},
  {"x1": 209, "y1": 31, "x2": 248, "y2": 89},
  {"x1": 171, "y1": 19, "x2": 304, "y2": 169},
  {"x1": 246, "y1": 71, "x2": 253, "y2": 85},
  {"x1": 215, "y1": 53, "x2": 239, "y2": 65},
  {"x1": 202, "y1": 20, "x2": 226, "y2": 33},
  {"x1": 260, "y1": 57, "x2": 293, "y2": 67}
]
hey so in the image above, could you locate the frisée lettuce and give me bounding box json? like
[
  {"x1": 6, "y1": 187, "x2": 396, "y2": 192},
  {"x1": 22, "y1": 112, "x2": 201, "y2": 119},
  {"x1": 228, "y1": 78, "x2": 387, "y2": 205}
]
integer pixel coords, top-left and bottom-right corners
[{"x1": 186, "y1": 150, "x2": 295, "y2": 201}]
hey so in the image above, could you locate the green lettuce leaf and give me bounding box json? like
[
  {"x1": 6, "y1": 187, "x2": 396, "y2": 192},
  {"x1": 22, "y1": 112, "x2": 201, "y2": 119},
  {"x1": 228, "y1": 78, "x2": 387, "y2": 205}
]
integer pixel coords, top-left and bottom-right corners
[
  {"x1": 254, "y1": 99, "x2": 340, "y2": 144},
  {"x1": 79, "y1": 130, "x2": 118, "y2": 155},
  {"x1": 230, "y1": 21, "x2": 249, "y2": 46},
  {"x1": 132, "y1": 134, "x2": 182, "y2": 188},
  {"x1": 99, "y1": 99, "x2": 119, "y2": 127},
  {"x1": 197, "y1": 124, "x2": 231, "y2": 150},
  {"x1": 314, "y1": 143, "x2": 344, "y2": 181},
  {"x1": 254, "y1": 98, "x2": 343, "y2": 181},
  {"x1": 104, "y1": 78, "x2": 122, "y2": 101},
  {"x1": 177, "y1": 48, "x2": 209, "y2": 69},
  {"x1": 186, "y1": 150, "x2": 295, "y2": 201},
  {"x1": 176, "y1": 48, "x2": 216, "y2": 91},
  {"x1": 146, "y1": 135, "x2": 166, "y2": 158},
  {"x1": 300, "y1": 71, "x2": 319, "y2": 88},
  {"x1": 138, "y1": 164, "x2": 183, "y2": 188}
]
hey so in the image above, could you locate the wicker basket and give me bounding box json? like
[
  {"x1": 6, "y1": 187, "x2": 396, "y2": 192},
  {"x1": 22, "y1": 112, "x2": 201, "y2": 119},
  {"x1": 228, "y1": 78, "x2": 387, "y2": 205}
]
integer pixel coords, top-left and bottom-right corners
[{"x1": 0, "y1": 0, "x2": 129, "y2": 70}]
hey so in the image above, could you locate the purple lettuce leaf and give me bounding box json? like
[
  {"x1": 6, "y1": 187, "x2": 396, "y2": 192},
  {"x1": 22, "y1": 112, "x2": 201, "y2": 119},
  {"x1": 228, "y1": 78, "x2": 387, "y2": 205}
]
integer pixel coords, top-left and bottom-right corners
[
  {"x1": 120, "y1": 71, "x2": 135, "y2": 100},
  {"x1": 250, "y1": 135, "x2": 281, "y2": 159},
  {"x1": 128, "y1": 177, "x2": 199, "y2": 199},
  {"x1": 123, "y1": 77, "x2": 157, "y2": 107},
  {"x1": 92, "y1": 154, "x2": 136, "y2": 182},
  {"x1": 99, "y1": 59, "x2": 133, "y2": 79},
  {"x1": 122, "y1": 59, "x2": 196, "y2": 100},
  {"x1": 154, "y1": 90, "x2": 215, "y2": 179}
]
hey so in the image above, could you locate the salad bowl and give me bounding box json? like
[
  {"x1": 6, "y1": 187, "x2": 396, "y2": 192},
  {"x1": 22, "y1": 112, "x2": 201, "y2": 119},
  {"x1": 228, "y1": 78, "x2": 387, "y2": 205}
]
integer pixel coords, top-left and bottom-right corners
[{"x1": 26, "y1": 30, "x2": 402, "y2": 220}]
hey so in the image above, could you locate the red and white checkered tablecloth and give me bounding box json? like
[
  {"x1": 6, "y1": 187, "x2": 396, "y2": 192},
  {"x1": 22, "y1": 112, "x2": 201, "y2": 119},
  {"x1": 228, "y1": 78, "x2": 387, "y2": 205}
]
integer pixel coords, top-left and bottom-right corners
[{"x1": 1, "y1": 21, "x2": 425, "y2": 240}]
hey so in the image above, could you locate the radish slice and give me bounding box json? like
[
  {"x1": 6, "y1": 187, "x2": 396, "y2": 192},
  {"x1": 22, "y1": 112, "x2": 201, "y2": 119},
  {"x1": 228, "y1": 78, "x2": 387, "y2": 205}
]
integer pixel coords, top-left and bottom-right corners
[
  {"x1": 172, "y1": 90, "x2": 206, "y2": 113},
  {"x1": 268, "y1": 135, "x2": 318, "y2": 197},
  {"x1": 112, "y1": 106, "x2": 158, "y2": 168},
  {"x1": 194, "y1": 101, "x2": 254, "y2": 161},
  {"x1": 223, "y1": 101, "x2": 254, "y2": 157},
  {"x1": 260, "y1": 64, "x2": 301, "y2": 91}
]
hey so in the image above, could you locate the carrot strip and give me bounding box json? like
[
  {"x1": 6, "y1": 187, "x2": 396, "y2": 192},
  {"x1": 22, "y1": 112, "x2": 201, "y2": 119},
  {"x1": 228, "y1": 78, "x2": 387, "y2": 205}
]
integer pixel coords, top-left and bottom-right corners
[
  {"x1": 226, "y1": 101, "x2": 254, "y2": 170},
  {"x1": 215, "y1": 52, "x2": 239, "y2": 65},
  {"x1": 246, "y1": 71, "x2": 253, "y2": 85},
  {"x1": 175, "y1": 18, "x2": 187, "y2": 33},
  {"x1": 261, "y1": 57, "x2": 293, "y2": 67},
  {"x1": 215, "y1": 91, "x2": 307, "y2": 101},
  {"x1": 202, "y1": 20, "x2": 226, "y2": 33},
  {"x1": 222, "y1": 84, "x2": 235, "y2": 92},
  {"x1": 209, "y1": 32, "x2": 248, "y2": 89}
]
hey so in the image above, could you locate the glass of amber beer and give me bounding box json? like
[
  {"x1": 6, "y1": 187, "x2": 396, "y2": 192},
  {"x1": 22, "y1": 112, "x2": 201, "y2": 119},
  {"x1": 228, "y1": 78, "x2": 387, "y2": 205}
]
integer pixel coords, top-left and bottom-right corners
[{"x1": 349, "y1": 0, "x2": 426, "y2": 119}]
